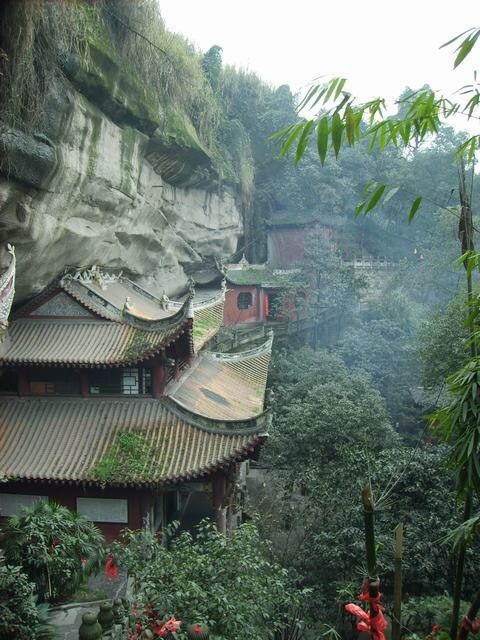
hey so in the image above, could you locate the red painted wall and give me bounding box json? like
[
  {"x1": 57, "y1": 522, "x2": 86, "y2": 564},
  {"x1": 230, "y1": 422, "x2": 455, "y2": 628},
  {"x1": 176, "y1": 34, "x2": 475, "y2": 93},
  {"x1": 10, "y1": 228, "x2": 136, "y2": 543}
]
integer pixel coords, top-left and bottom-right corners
[
  {"x1": 267, "y1": 227, "x2": 310, "y2": 267},
  {"x1": 223, "y1": 286, "x2": 265, "y2": 326},
  {"x1": 0, "y1": 482, "x2": 149, "y2": 543},
  {"x1": 267, "y1": 225, "x2": 336, "y2": 267}
]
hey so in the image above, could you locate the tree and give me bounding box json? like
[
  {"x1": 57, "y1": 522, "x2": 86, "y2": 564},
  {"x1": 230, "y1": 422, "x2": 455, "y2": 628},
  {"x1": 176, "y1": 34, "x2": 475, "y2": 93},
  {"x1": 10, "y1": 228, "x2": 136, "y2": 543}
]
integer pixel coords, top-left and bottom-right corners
[
  {"x1": 1, "y1": 501, "x2": 104, "y2": 602},
  {"x1": 271, "y1": 31, "x2": 480, "y2": 636},
  {"x1": 418, "y1": 292, "x2": 470, "y2": 388},
  {"x1": 256, "y1": 346, "x2": 480, "y2": 625},
  {"x1": 202, "y1": 45, "x2": 223, "y2": 90},
  {"x1": 111, "y1": 521, "x2": 308, "y2": 640}
]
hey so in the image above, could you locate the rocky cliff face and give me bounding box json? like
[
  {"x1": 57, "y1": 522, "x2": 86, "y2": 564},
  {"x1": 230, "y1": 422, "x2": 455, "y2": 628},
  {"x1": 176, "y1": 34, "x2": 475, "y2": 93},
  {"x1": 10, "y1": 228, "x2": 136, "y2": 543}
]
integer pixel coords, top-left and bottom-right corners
[{"x1": 0, "y1": 39, "x2": 243, "y2": 302}]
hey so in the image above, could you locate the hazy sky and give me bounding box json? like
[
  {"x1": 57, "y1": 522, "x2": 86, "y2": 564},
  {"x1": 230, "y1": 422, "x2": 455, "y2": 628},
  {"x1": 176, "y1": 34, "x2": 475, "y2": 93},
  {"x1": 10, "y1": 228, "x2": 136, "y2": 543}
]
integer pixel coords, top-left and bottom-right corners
[{"x1": 160, "y1": 0, "x2": 478, "y2": 119}]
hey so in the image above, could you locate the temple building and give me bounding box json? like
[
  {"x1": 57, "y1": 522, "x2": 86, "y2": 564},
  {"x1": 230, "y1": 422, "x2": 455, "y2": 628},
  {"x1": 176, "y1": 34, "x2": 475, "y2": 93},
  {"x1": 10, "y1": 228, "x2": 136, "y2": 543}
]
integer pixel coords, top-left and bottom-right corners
[
  {"x1": 222, "y1": 255, "x2": 305, "y2": 327},
  {"x1": 0, "y1": 261, "x2": 271, "y2": 541},
  {"x1": 222, "y1": 213, "x2": 336, "y2": 329},
  {"x1": 266, "y1": 212, "x2": 335, "y2": 268},
  {"x1": 222, "y1": 213, "x2": 317, "y2": 327}
]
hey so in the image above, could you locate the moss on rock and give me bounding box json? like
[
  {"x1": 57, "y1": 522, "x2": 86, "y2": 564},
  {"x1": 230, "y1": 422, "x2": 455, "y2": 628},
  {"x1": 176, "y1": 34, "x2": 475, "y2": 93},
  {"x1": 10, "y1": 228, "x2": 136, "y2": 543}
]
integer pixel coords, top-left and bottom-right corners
[{"x1": 64, "y1": 31, "x2": 160, "y2": 136}]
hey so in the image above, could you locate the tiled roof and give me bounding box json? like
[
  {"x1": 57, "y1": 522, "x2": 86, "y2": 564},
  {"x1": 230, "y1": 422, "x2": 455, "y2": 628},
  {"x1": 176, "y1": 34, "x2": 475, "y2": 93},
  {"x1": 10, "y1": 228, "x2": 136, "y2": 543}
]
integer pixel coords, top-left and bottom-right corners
[
  {"x1": 61, "y1": 276, "x2": 181, "y2": 327},
  {"x1": 16, "y1": 267, "x2": 193, "y2": 331},
  {"x1": 192, "y1": 292, "x2": 225, "y2": 351},
  {"x1": 168, "y1": 335, "x2": 273, "y2": 420},
  {"x1": 266, "y1": 211, "x2": 321, "y2": 227},
  {"x1": 225, "y1": 264, "x2": 300, "y2": 288},
  {"x1": 0, "y1": 397, "x2": 268, "y2": 486},
  {"x1": 0, "y1": 316, "x2": 191, "y2": 366}
]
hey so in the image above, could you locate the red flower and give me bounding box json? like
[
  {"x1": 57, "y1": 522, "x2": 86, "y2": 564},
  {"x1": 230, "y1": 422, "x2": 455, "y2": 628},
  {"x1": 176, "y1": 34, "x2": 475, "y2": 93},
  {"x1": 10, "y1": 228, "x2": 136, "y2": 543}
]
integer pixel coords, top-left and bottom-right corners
[
  {"x1": 51, "y1": 538, "x2": 61, "y2": 547},
  {"x1": 80, "y1": 558, "x2": 87, "y2": 566},
  {"x1": 432, "y1": 625, "x2": 440, "y2": 633},
  {"x1": 105, "y1": 552, "x2": 118, "y2": 581},
  {"x1": 156, "y1": 617, "x2": 182, "y2": 637},
  {"x1": 132, "y1": 604, "x2": 139, "y2": 618},
  {"x1": 193, "y1": 624, "x2": 203, "y2": 633}
]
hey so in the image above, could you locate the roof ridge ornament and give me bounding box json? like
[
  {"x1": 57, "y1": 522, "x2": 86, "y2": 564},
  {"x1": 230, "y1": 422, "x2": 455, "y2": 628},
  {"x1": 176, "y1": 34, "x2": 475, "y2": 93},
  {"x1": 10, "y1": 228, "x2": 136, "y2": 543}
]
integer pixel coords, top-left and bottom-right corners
[
  {"x1": 62, "y1": 265, "x2": 122, "y2": 287},
  {"x1": 0, "y1": 244, "x2": 15, "y2": 330},
  {"x1": 239, "y1": 253, "x2": 249, "y2": 268},
  {"x1": 160, "y1": 290, "x2": 170, "y2": 311},
  {"x1": 215, "y1": 257, "x2": 227, "y2": 276},
  {"x1": 186, "y1": 278, "x2": 195, "y2": 319}
]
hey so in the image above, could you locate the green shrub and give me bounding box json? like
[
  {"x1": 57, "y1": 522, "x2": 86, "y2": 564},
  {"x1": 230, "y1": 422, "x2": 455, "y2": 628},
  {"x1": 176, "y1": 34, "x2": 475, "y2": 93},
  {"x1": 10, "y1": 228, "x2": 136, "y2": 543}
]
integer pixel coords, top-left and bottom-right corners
[
  {"x1": 402, "y1": 595, "x2": 469, "y2": 636},
  {"x1": 112, "y1": 520, "x2": 309, "y2": 640},
  {"x1": 0, "y1": 550, "x2": 42, "y2": 640},
  {"x1": 1, "y1": 501, "x2": 104, "y2": 602}
]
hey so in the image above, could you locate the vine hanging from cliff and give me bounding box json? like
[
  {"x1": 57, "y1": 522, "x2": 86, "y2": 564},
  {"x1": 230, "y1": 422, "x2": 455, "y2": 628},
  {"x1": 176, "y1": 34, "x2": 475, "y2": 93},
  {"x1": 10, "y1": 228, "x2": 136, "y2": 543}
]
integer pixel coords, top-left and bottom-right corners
[{"x1": 0, "y1": 0, "x2": 87, "y2": 131}]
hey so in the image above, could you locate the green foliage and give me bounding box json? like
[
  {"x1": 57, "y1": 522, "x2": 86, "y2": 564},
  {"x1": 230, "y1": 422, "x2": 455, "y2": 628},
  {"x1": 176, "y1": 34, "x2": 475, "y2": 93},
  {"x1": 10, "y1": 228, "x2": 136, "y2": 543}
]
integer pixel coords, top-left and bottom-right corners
[
  {"x1": 0, "y1": 550, "x2": 43, "y2": 640},
  {"x1": 265, "y1": 346, "x2": 398, "y2": 470},
  {"x1": 256, "y1": 346, "x2": 480, "y2": 623},
  {"x1": 0, "y1": 0, "x2": 88, "y2": 131},
  {"x1": 202, "y1": 45, "x2": 223, "y2": 90},
  {"x1": 112, "y1": 521, "x2": 309, "y2": 640},
  {"x1": 402, "y1": 595, "x2": 469, "y2": 635},
  {"x1": 89, "y1": 431, "x2": 152, "y2": 486},
  {"x1": 432, "y1": 356, "x2": 480, "y2": 495},
  {"x1": 1, "y1": 501, "x2": 104, "y2": 602},
  {"x1": 418, "y1": 292, "x2": 470, "y2": 388},
  {"x1": 338, "y1": 296, "x2": 421, "y2": 435},
  {"x1": 98, "y1": 0, "x2": 220, "y2": 147}
]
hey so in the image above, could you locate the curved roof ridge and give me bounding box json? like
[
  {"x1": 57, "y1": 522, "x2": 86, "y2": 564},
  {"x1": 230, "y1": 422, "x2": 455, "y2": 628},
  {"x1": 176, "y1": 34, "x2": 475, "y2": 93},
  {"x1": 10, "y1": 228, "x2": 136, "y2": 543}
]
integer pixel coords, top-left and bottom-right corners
[
  {"x1": 162, "y1": 396, "x2": 270, "y2": 434},
  {"x1": 204, "y1": 332, "x2": 273, "y2": 362}
]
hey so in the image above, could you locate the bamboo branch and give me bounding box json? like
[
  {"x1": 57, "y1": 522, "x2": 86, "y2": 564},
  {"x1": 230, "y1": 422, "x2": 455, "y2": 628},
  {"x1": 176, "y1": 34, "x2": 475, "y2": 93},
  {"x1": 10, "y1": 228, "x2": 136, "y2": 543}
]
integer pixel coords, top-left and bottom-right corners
[{"x1": 392, "y1": 523, "x2": 404, "y2": 640}]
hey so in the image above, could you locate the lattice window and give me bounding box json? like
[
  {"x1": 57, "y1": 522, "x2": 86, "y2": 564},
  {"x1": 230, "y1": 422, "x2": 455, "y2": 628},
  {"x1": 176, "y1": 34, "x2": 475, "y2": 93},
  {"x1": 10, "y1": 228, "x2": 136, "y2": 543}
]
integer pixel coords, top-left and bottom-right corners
[
  {"x1": 89, "y1": 367, "x2": 151, "y2": 395},
  {"x1": 237, "y1": 292, "x2": 252, "y2": 310}
]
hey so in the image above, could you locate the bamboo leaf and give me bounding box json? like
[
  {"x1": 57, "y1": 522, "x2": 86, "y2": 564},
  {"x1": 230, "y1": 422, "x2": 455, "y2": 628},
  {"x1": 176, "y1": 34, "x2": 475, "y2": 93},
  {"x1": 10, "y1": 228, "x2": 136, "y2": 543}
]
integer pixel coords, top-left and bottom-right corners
[
  {"x1": 454, "y1": 31, "x2": 480, "y2": 68},
  {"x1": 277, "y1": 123, "x2": 305, "y2": 158},
  {"x1": 383, "y1": 186, "x2": 399, "y2": 204},
  {"x1": 365, "y1": 184, "x2": 386, "y2": 214},
  {"x1": 317, "y1": 116, "x2": 329, "y2": 166},
  {"x1": 355, "y1": 201, "x2": 366, "y2": 217},
  {"x1": 467, "y1": 137, "x2": 477, "y2": 163},
  {"x1": 440, "y1": 28, "x2": 475, "y2": 49},
  {"x1": 324, "y1": 78, "x2": 339, "y2": 104},
  {"x1": 311, "y1": 86, "x2": 328, "y2": 109},
  {"x1": 297, "y1": 85, "x2": 319, "y2": 112},
  {"x1": 467, "y1": 252, "x2": 477, "y2": 276},
  {"x1": 334, "y1": 78, "x2": 347, "y2": 100},
  {"x1": 379, "y1": 122, "x2": 387, "y2": 151},
  {"x1": 345, "y1": 106, "x2": 356, "y2": 145},
  {"x1": 331, "y1": 112, "x2": 343, "y2": 158},
  {"x1": 295, "y1": 120, "x2": 314, "y2": 165},
  {"x1": 408, "y1": 196, "x2": 422, "y2": 222},
  {"x1": 269, "y1": 124, "x2": 294, "y2": 141}
]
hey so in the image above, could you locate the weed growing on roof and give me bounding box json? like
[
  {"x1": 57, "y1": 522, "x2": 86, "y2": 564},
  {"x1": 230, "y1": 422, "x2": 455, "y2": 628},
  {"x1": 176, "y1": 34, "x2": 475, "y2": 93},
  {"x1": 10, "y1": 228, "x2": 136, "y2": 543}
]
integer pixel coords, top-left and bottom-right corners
[
  {"x1": 193, "y1": 310, "x2": 222, "y2": 342},
  {"x1": 89, "y1": 431, "x2": 153, "y2": 487},
  {"x1": 122, "y1": 330, "x2": 154, "y2": 362}
]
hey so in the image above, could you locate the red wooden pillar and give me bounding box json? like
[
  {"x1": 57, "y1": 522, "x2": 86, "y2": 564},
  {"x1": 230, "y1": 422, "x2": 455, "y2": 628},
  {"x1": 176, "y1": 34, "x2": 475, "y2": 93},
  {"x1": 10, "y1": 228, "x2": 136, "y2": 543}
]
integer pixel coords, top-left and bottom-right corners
[
  {"x1": 18, "y1": 370, "x2": 29, "y2": 396},
  {"x1": 212, "y1": 473, "x2": 227, "y2": 534},
  {"x1": 151, "y1": 360, "x2": 166, "y2": 398},
  {"x1": 79, "y1": 370, "x2": 89, "y2": 398}
]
